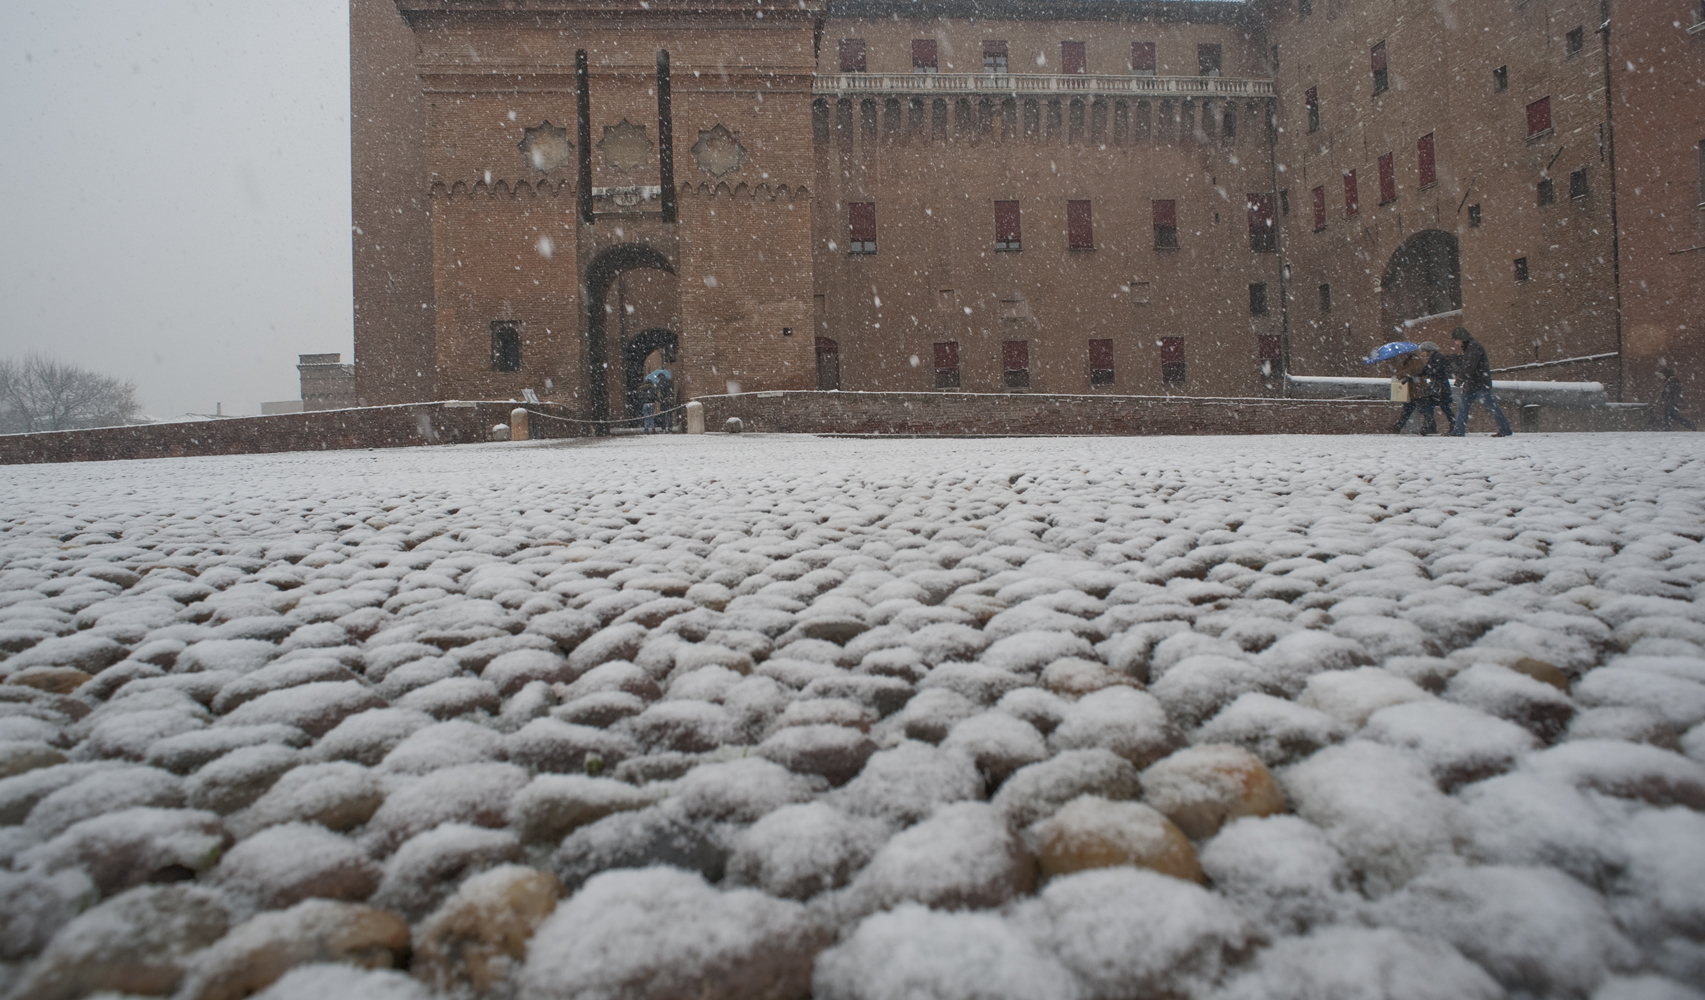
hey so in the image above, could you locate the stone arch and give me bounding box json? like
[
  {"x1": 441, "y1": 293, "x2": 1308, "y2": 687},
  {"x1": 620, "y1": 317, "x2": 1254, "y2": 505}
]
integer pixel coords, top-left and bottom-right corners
[
  {"x1": 584, "y1": 243, "x2": 675, "y2": 430},
  {"x1": 1380, "y1": 229, "x2": 1463, "y2": 333}
]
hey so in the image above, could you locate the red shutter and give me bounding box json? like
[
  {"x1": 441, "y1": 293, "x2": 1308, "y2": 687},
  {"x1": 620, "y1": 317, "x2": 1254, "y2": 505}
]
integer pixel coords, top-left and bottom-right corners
[
  {"x1": 848, "y1": 202, "x2": 876, "y2": 242},
  {"x1": 1417, "y1": 132, "x2": 1436, "y2": 188},
  {"x1": 1089, "y1": 339, "x2": 1115, "y2": 370},
  {"x1": 839, "y1": 38, "x2": 866, "y2": 72},
  {"x1": 1131, "y1": 42, "x2": 1156, "y2": 73},
  {"x1": 933, "y1": 341, "x2": 959, "y2": 370},
  {"x1": 1258, "y1": 335, "x2": 1283, "y2": 362},
  {"x1": 1343, "y1": 170, "x2": 1359, "y2": 215},
  {"x1": 1062, "y1": 41, "x2": 1086, "y2": 74},
  {"x1": 994, "y1": 201, "x2": 1022, "y2": 246},
  {"x1": 1526, "y1": 96, "x2": 1551, "y2": 136},
  {"x1": 1378, "y1": 152, "x2": 1396, "y2": 204},
  {"x1": 1067, "y1": 200, "x2": 1093, "y2": 249},
  {"x1": 1247, "y1": 193, "x2": 1276, "y2": 251},
  {"x1": 1160, "y1": 337, "x2": 1186, "y2": 365},
  {"x1": 1152, "y1": 199, "x2": 1176, "y2": 229},
  {"x1": 1003, "y1": 341, "x2": 1030, "y2": 371},
  {"x1": 912, "y1": 39, "x2": 937, "y2": 70},
  {"x1": 1312, "y1": 185, "x2": 1327, "y2": 230}
]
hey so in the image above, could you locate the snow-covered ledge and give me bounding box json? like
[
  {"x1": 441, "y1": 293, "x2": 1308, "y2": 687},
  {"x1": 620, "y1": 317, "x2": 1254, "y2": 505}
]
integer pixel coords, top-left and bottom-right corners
[{"x1": 1286, "y1": 375, "x2": 1608, "y2": 408}]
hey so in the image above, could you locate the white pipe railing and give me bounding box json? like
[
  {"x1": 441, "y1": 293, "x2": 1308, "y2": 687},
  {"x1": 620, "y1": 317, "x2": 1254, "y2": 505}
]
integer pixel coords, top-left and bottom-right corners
[{"x1": 812, "y1": 73, "x2": 1276, "y2": 98}]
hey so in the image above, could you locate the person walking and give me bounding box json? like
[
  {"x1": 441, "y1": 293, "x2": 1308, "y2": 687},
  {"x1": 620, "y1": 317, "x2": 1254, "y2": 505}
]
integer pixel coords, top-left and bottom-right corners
[
  {"x1": 1658, "y1": 366, "x2": 1696, "y2": 431},
  {"x1": 637, "y1": 380, "x2": 659, "y2": 434},
  {"x1": 1448, "y1": 326, "x2": 1512, "y2": 437},
  {"x1": 1391, "y1": 342, "x2": 1455, "y2": 434}
]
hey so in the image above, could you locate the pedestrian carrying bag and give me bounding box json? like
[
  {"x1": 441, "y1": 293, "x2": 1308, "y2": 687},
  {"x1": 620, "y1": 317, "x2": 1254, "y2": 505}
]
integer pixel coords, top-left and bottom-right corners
[{"x1": 1390, "y1": 378, "x2": 1410, "y2": 402}]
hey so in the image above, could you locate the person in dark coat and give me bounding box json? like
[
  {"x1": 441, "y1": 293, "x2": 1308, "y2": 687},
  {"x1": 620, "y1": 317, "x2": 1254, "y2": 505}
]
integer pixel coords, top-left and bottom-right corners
[
  {"x1": 1391, "y1": 342, "x2": 1455, "y2": 435},
  {"x1": 637, "y1": 380, "x2": 659, "y2": 434},
  {"x1": 1448, "y1": 326, "x2": 1513, "y2": 436},
  {"x1": 1658, "y1": 365, "x2": 1696, "y2": 431}
]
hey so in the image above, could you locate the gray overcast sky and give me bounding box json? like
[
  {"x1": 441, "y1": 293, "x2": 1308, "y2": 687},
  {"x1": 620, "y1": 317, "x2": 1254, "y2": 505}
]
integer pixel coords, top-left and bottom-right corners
[{"x1": 0, "y1": 1, "x2": 351, "y2": 419}]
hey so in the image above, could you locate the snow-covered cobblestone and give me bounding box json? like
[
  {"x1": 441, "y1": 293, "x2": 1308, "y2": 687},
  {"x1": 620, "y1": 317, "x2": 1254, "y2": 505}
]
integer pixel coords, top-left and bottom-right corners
[{"x1": 2, "y1": 432, "x2": 1704, "y2": 999}]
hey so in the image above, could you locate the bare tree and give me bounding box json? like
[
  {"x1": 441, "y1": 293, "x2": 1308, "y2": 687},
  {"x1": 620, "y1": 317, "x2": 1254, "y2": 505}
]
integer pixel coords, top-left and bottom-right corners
[{"x1": 0, "y1": 354, "x2": 142, "y2": 433}]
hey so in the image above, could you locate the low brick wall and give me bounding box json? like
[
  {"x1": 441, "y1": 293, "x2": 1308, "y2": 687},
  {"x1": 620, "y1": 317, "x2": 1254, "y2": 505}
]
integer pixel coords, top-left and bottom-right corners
[{"x1": 0, "y1": 402, "x2": 591, "y2": 466}]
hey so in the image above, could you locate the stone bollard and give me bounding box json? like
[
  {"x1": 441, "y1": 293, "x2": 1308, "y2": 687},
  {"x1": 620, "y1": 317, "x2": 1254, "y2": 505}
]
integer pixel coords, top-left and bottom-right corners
[
  {"x1": 725, "y1": 417, "x2": 744, "y2": 434},
  {"x1": 685, "y1": 400, "x2": 705, "y2": 434},
  {"x1": 491, "y1": 423, "x2": 510, "y2": 441},
  {"x1": 510, "y1": 407, "x2": 529, "y2": 441}
]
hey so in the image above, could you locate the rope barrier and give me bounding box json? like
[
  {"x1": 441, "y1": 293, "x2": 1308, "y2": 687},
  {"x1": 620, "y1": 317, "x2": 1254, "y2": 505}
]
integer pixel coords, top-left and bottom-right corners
[{"x1": 519, "y1": 402, "x2": 688, "y2": 428}]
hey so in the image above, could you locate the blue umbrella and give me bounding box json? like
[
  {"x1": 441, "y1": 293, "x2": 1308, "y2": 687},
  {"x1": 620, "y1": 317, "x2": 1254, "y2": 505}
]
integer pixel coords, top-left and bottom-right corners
[
  {"x1": 644, "y1": 369, "x2": 672, "y2": 384},
  {"x1": 1363, "y1": 341, "x2": 1420, "y2": 364}
]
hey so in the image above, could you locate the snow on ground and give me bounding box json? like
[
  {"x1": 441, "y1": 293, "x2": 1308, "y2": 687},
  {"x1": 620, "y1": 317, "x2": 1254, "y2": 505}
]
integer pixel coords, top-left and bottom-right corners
[{"x1": 2, "y1": 432, "x2": 1704, "y2": 1000}]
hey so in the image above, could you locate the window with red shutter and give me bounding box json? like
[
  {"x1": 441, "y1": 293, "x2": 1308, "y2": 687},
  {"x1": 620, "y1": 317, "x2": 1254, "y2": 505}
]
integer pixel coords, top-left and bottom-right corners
[
  {"x1": 1247, "y1": 193, "x2": 1276, "y2": 252},
  {"x1": 839, "y1": 39, "x2": 866, "y2": 73},
  {"x1": 1526, "y1": 97, "x2": 1551, "y2": 137},
  {"x1": 1343, "y1": 170, "x2": 1359, "y2": 216},
  {"x1": 848, "y1": 202, "x2": 877, "y2": 254},
  {"x1": 912, "y1": 39, "x2": 937, "y2": 72},
  {"x1": 1003, "y1": 341, "x2": 1030, "y2": 388},
  {"x1": 1378, "y1": 152, "x2": 1396, "y2": 204},
  {"x1": 933, "y1": 341, "x2": 960, "y2": 388},
  {"x1": 1160, "y1": 337, "x2": 1186, "y2": 385},
  {"x1": 1417, "y1": 133, "x2": 1436, "y2": 188},
  {"x1": 1067, "y1": 200, "x2": 1094, "y2": 250},
  {"x1": 1061, "y1": 41, "x2": 1086, "y2": 74},
  {"x1": 1305, "y1": 86, "x2": 1320, "y2": 132},
  {"x1": 1258, "y1": 335, "x2": 1283, "y2": 362},
  {"x1": 1371, "y1": 41, "x2": 1388, "y2": 94},
  {"x1": 1311, "y1": 186, "x2": 1327, "y2": 231},
  {"x1": 1131, "y1": 42, "x2": 1156, "y2": 75},
  {"x1": 1153, "y1": 199, "x2": 1178, "y2": 249},
  {"x1": 982, "y1": 40, "x2": 1009, "y2": 74},
  {"x1": 1089, "y1": 339, "x2": 1115, "y2": 385},
  {"x1": 995, "y1": 201, "x2": 1022, "y2": 250}
]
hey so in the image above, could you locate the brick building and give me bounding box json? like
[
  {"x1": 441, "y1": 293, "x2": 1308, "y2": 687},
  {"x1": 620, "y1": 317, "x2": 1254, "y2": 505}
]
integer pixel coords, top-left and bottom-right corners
[{"x1": 351, "y1": 0, "x2": 1703, "y2": 420}]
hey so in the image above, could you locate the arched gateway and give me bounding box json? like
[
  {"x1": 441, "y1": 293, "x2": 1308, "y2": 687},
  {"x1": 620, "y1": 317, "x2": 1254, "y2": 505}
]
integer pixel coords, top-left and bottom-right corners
[{"x1": 583, "y1": 244, "x2": 675, "y2": 432}]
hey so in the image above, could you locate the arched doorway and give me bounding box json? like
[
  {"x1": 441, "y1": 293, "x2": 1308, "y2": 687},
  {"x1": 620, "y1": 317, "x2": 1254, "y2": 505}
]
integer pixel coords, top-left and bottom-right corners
[
  {"x1": 583, "y1": 244, "x2": 675, "y2": 431},
  {"x1": 1380, "y1": 230, "x2": 1462, "y2": 333},
  {"x1": 623, "y1": 328, "x2": 678, "y2": 424}
]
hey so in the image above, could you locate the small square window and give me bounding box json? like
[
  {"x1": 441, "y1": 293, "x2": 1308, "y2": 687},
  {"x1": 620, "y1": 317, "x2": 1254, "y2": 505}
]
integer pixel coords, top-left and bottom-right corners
[
  {"x1": 1371, "y1": 41, "x2": 1389, "y2": 94},
  {"x1": 1318, "y1": 282, "x2": 1332, "y2": 314},
  {"x1": 1493, "y1": 65, "x2": 1509, "y2": 92},
  {"x1": 1312, "y1": 186, "x2": 1327, "y2": 231},
  {"x1": 1570, "y1": 167, "x2": 1589, "y2": 199},
  {"x1": 912, "y1": 39, "x2": 937, "y2": 72},
  {"x1": 1067, "y1": 200, "x2": 1094, "y2": 250},
  {"x1": 1089, "y1": 339, "x2": 1115, "y2": 385},
  {"x1": 491, "y1": 321, "x2": 522, "y2": 372},
  {"x1": 1305, "y1": 86, "x2": 1320, "y2": 133},
  {"x1": 999, "y1": 299, "x2": 1027, "y2": 321},
  {"x1": 1129, "y1": 281, "x2": 1152, "y2": 305},
  {"x1": 1514, "y1": 256, "x2": 1530, "y2": 282},
  {"x1": 1002, "y1": 340, "x2": 1030, "y2": 388},
  {"x1": 1566, "y1": 26, "x2": 1585, "y2": 55},
  {"x1": 1249, "y1": 283, "x2": 1268, "y2": 316},
  {"x1": 933, "y1": 341, "x2": 960, "y2": 387},
  {"x1": 1259, "y1": 334, "x2": 1284, "y2": 363},
  {"x1": 1153, "y1": 199, "x2": 1178, "y2": 249},
  {"x1": 1469, "y1": 203, "x2": 1482, "y2": 227},
  {"x1": 839, "y1": 38, "x2": 866, "y2": 73},
  {"x1": 994, "y1": 200, "x2": 1022, "y2": 250},
  {"x1": 1527, "y1": 96, "x2": 1552, "y2": 137},
  {"x1": 1538, "y1": 177, "x2": 1556, "y2": 206},
  {"x1": 1160, "y1": 336, "x2": 1186, "y2": 385}
]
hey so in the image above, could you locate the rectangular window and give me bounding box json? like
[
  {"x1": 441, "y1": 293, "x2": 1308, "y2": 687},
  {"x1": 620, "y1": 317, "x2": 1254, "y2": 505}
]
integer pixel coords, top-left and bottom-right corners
[
  {"x1": 1527, "y1": 96, "x2": 1552, "y2": 137},
  {"x1": 1259, "y1": 334, "x2": 1284, "y2": 364},
  {"x1": 1538, "y1": 177, "x2": 1555, "y2": 206},
  {"x1": 912, "y1": 39, "x2": 937, "y2": 72},
  {"x1": 994, "y1": 200, "x2": 1022, "y2": 250},
  {"x1": 1131, "y1": 42, "x2": 1156, "y2": 75},
  {"x1": 1129, "y1": 281, "x2": 1151, "y2": 305},
  {"x1": 1344, "y1": 170, "x2": 1359, "y2": 216},
  {"x1": 848, "y1": 202, "x2": 877, "y2": 253},
  {"x1": 1249, "y1": 283, "x2": 1268, "y2": 315},
  {"x1": 1061, "y1": 41, "x2": 1086, "y2": 75},
  {"x1": 1514, "y1": 257, "x2": 1529, "y2": 281},
  {"x1": 983, "y1": 40, "x2": 1009, "y2": 74},
  {"x1": 1279, "y1": 189, "x2": 1290, "y2": 216},
  {"x1": 1378, "y1": 152, "x2": 1397, "y2": 205},
  {"x1": 1153, "y1": 199, "x2": 1178, "y2": 249},
  {"x1": 839, "y1": 38, "x2": 866, "y2": 73},
  {"x1": 1493, "y1": 65, "x2": 1509, "y2": 92},
  {"x1": 1417, "y1": 132, "x2": 1437, "y2": 188},
  {"x1": 1002, "y1": 341, "x2": 1030, "y2": 388},
  {"x1": 1699, "y1": 140, "x2": 1705, "y2": 206},
  {"x1": 1318, "y1": 282, "x2": 1332, "y2": 314},
  {"x1": 1247, "y1": 193, "x2": 1277, "y2": 252},
  {"x1": 1160, "y1": 337, "x2": 1186, "y2": 385},
  {"x1": 1566, "y1": 26, "x2": 1585, "y2": 55},
  {"x1": 1089, "y1": 339, "x2": 1115, "y2": 385},
  {"x1": 1198, "y1": 43, "x2": 1222, "y2": 77},
  {"x1": 490, "y1": 321, "x2": 522, "y2": 372},
  {"x1": 1312, "y1": 185, "x2": 1327, "y2": 231},
  {"x1": 1305, "y1": 86, "x2": 1320, "y2": 133},
  {"x1": 1469, "y1": 203, "x2": 1482, "y2": 227},
  {"x1": 1067, "y1": 200, "x2": 1094, "y2": 249},
  {"x1": 1570, "y1": 167, "x2": 1589, "y2": 199},
  {"x1": 933, "y1": 341, "x2": 960, "y2": 388},
  {"x1": 1371, "y1": 41, "x2": 1388, "y2": 94}
]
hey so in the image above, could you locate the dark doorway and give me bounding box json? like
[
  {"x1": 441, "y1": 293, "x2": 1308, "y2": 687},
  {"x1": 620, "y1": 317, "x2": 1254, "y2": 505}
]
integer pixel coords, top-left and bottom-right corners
[
  {"x1": 815, "y1": 337, "x2": 840, "y2": 390},
  {"x1": 583, "y1": 244, "x2": 675, "y2": 431},
  {"x1": 624, "y1": 328, "x2": 678, "y2": 425},
  {"x1": 1380, "y1": 230, "x2": 1462, "y2": 332}
]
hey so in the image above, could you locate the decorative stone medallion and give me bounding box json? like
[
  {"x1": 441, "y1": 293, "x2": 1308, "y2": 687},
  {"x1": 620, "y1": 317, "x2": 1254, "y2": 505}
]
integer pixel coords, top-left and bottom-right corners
[
  {"x1": 518, "y1": 121, "x2": 574, "y2": 171},
  {"x1": 692, "y1": 124, "x2": 747, "y2": 178},
  {"x1": 598, "y1": 119, "x2": 652, "y2": 174}
]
